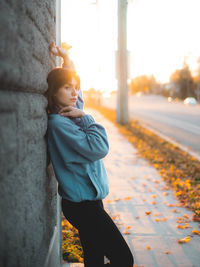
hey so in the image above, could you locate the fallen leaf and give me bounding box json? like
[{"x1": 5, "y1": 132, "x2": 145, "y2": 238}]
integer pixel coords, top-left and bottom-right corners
[
  {"x1": 168, "y1": 204, "x2": 175, "y2": 207},
  {"x1": 112, "y1": 214, "x2": 120, "y2": 220},
  {"x1": 152, "y1": 194, "x2": 157, "y2": 198},
  {"x1": 176, "y1": 203, "x2": 184, "y2": 207},
  {"x1": 145, "y1": 245, "x2": 151, "y2": 250},
  {"x1": 177, "y1": 236, "x2": 191, "y2": 244},
  {"x1": 165, "y1": 251, "x2": 171, "y2": 254},
  {"x1": 126, "y1": 226, "x2": 132, "y2": 229},
  {"x1": 176, "y1": 216, "x2": 191, "y2": 224},
  {"x1": 162, "y1": 192, "x2": 169, "y2": 196},
  {"x1": 154, "y1": 180, "x2": 159, "y2": 184},
  {"x1": 177, "y1": 223, "x2": 191, "y2": 229},
  {"x1": 160, "y1": 186, "x2": 170, "y2": 191},
  {"x1": 124, "y1": 230, "x2": 131, "y2": 235},
  {"x1": 155, "y1": 217, "x2": 168, "y2": 222},
  {"x1": 192, "y1": 229, "x2": 200, "y2": 235},
  {"x1": 171, "y1": 209, "x2": 179, "y2": 213},
  {"x1": 114, "y1": 198, "x2": 121, "y2": 202},
  {"x1": 105, "y1": 200, "x2": 112, "y2": 203},
  {"x1": 152, "y1": 201, "x2": 157, "y2": 205},
  {"x1": 124, "y1": 196, "x2": 133, "y2": 200},
  {"x1": 145, "y1": 211, "x2": 152, "y2": 215},
  {"x1": 192, "y1": 214, "x2": 200, "y2": 222}
]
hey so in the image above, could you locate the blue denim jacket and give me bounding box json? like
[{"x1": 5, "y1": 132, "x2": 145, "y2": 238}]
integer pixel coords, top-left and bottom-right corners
[{"x1": 47, "y1": 90, "x2": 110, "y2": 202}]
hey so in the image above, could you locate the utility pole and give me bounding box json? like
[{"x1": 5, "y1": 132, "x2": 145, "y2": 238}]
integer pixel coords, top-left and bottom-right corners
[
  {"x1": 197, "y1": 57, "x2": 200, "y2": 102},
  {"x1": 116, "y1": 0, "x2": 129, "y2": 124}
]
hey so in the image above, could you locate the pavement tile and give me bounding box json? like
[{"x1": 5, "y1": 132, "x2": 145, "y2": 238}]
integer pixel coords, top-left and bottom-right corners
[
  {"x1": 63, "y1": 108, "x2": 200, "y2": 267},
  {"x1": 88, "y1": 108, "x2": 200, "y2": 267}
]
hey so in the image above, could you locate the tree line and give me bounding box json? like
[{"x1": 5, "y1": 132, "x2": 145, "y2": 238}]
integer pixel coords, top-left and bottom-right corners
[{"x1": 129, "y1": 59, "x2": 200, "y2": 101}]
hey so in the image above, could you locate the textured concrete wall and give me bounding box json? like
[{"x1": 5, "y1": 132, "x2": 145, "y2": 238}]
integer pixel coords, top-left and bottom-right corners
[{"x1": 0, "y1": 0, "x2": 61, "y2": 266}]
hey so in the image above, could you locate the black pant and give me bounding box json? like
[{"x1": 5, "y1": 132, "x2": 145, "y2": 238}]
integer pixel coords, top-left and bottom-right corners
[{"x1": 61, "y1": 198, "x2": 134, "y2": 267}]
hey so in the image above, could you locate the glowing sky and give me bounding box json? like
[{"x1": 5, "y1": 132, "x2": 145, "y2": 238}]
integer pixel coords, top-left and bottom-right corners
[{"x1": 61, "y1": 0, "x2": 200, "y2": 91}]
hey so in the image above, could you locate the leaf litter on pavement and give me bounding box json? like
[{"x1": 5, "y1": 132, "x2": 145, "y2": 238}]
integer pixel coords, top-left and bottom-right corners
[
  {"x1": 84, "y1": 104, "x2": 200, "y2": 252},
  {"x1": 86, "y1": 104, "x2": 200, "y2": 220}
]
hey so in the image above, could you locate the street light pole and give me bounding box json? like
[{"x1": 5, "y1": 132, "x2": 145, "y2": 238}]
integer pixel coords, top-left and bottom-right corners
[{"x1": 117, "y1": 0, "x2": 129, "y2": 124}]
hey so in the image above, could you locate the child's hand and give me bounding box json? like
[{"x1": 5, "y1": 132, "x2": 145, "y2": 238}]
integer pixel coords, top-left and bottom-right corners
[
  {"x1": 49, "y1": 42, "x2": 71, "y2": 59},
  {"x1": 58, "y1": 106, "x2": 86, "y2": 118}
]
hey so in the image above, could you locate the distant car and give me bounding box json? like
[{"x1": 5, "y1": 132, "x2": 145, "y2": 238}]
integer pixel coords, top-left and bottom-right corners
[
  {"x1": 168, "y1": 97, "x2": 179, "y2": 102},
  {"x1": 168, "y1": 97, "x2": 173, "y2": 102},
  {"x1": 183, "y1": 97, "x2": 197, "y2": 105}
]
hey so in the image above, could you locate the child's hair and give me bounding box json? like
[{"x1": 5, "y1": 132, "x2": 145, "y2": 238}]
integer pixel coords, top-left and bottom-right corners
[{"x1": 44, "y1": 67, "x2": 80, "y2": 114}]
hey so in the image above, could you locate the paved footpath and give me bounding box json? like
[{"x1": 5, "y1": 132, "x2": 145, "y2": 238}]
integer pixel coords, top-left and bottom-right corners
[{"x1": 63, "y1": 108, "x2": 200, "y2": 267}]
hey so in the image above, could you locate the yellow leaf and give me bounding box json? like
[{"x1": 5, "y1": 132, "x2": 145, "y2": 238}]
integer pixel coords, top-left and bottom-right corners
[
  {"x1": 192, "y1": 229, "x2": 200, "y2": 235},
  {"x1": 124, "y1": 196, "x2": 133, "y2": 200},
  {"x1": 177, "y1": 223, "x2": 191, "y2": 229},
  {"x1": 176, "y1": 203, "x2": 184, "y2": 207},
  {"x1": 145, "y1": 245, "x2": 151, "y2": 250},
  {"x1": 124, "y1": 230, "x2": 131, "y2": 235},
  {"x1": 177, "y1": 236, "x2": 191, "y2": 244},
  {"x1": 162, "y1": 192, "x2": 169, "y2": 196}
]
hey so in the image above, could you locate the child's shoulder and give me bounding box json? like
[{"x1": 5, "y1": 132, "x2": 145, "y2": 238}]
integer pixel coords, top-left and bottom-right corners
[{"x1": 48, "y1": 114, "x2": 74, "y2": 128}]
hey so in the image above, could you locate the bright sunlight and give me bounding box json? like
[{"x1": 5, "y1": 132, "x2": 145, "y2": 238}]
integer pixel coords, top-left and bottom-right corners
[{"x1": 61, "y1": 0, "x2": 200, "y2": 91}]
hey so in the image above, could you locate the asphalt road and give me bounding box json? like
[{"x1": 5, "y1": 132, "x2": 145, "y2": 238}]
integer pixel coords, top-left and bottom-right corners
[{"x1": 101, "y1": 94, "x2": 200, "y2": 155}]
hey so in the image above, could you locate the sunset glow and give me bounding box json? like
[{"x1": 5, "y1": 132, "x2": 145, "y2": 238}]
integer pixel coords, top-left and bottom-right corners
[{"x1": 61, "y1": 0, "x2": 200, "y2": 91}]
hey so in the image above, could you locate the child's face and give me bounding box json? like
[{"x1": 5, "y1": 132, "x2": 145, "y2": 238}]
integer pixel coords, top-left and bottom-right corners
[{"x1": 53, "y1": 77, "x2": 80, "y2": 108}]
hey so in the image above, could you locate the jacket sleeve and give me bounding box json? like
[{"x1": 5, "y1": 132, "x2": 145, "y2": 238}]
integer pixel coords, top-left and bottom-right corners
[{"x1": 49, "y1": 114, "x2": 109, "y2": 163}]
